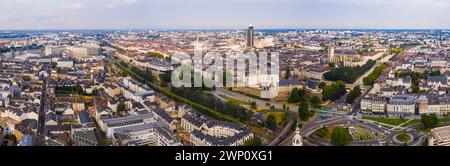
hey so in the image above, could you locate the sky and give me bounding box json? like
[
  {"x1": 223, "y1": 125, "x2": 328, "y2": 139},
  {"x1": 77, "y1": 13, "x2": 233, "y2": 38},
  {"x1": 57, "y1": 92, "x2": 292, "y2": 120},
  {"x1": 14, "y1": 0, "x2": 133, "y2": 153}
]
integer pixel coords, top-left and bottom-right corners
[{"x1": 0, "y1": 0, "x2": 449, "y2": 30}]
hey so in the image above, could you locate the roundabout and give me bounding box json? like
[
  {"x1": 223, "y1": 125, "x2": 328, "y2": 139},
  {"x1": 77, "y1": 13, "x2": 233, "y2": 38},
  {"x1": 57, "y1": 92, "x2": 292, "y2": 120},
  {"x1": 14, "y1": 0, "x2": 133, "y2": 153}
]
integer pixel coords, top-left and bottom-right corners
[
  {"x1": 393, "y1": 133, "x2": 413, "y2": 144},
  {"x1": 279, "y1": 115, "x2": 427, "y2": 146},
  {"x1": 301, "y1": 117, "x2": 387, "y2": 146}
]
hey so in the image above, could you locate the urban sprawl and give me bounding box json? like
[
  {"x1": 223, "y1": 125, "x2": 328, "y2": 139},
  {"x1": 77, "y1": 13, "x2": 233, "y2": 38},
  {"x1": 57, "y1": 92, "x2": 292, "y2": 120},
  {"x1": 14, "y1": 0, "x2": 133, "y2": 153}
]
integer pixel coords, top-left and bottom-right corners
[{"x1": 1, "y1": 27, "x2": 450, "y2": 146}]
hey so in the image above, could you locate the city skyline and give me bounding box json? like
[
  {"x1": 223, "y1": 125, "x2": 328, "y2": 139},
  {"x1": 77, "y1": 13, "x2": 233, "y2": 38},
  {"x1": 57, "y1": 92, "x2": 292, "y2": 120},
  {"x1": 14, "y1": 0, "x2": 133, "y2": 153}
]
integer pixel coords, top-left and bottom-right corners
[{"x1": 0, "y1": 0, "x2": 450, "y2": 30}]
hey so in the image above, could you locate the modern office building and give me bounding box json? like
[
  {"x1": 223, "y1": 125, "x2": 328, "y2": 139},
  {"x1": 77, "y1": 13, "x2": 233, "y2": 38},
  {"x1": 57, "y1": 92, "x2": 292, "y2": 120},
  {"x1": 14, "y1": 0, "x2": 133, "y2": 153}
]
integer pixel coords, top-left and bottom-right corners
[{"x1": 246, "y1": 25, "x2": 255, "y2": 48}]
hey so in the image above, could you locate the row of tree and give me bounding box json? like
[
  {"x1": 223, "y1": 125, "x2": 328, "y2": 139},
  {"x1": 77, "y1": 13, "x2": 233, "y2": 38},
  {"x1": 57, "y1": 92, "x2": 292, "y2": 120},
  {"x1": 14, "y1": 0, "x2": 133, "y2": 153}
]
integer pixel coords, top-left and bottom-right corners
[
  {"x1": 298, "y1": 100, "x2": 310, "y2": 121},
  {"x1": 346, "y1": 86, "x2": 362, "y2": 104},
  {"x1": 266, "y1": 114, "x2": 277, "y2": 130},
  {"x1": 171, "y1": 87, "x2": 252, "y2": 122},
  {"x1": 0, "y1": 47, "x2": 11, "y2": 53},
  {"x1": 147, "y1": 51, "x2": 165, "y2": 59},
  {"x1": 324, "y1": 60, "x2": 376, "y2": 83},
  {"x1": 130, "y1": 66, "x2": 154, "y2": 82},
  {"x1": 363, "y1": 64, "x2": 387, "y2": 86},
  {"x1": 288, "y1": 87, "x2": 306, "y2": 103},
  {"x1": 55, "y1": 84, "x2": 84, "y2": 94},
  {"x1": 389, "y1": 46, "x2": 405, "y2": 55},
  {"x1": 421, "y1": 114, "x2": 439, "y2": 130}
]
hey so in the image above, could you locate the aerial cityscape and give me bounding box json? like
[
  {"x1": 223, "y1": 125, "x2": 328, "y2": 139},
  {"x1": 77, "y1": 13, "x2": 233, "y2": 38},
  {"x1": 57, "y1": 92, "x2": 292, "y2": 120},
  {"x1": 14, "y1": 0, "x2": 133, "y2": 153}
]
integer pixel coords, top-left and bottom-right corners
[{"x1": 1, "y1": 0, "x2": 450, "y2": 147}]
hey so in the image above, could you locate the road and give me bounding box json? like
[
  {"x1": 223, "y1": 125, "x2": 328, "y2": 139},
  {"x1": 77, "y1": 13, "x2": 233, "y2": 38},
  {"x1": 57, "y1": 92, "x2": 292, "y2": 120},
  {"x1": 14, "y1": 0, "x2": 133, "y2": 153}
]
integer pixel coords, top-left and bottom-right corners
[
  {"x1": 37, "y1": 77, "x2": 48, "y2": 136},
  {"x1": 278, "y1": 115, "x2": 426, "y2": 146},
  {"x1": 348, "y1": 53, "x2": 398, "y2": 116},
  {"x1": 262, "y1": 110, "x2": 297, "y2": 146}
]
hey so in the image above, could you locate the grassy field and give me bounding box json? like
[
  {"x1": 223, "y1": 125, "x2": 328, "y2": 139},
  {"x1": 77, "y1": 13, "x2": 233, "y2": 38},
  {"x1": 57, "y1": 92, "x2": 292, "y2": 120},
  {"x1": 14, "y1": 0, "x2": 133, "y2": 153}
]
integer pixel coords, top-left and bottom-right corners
[
  {"x1": 219, "y1": 95, "x2": 250, "y2": 105},
  {"x1": 400, "y1": 117, "x2": 450, "y2": 128},
  {"x1": 350, "y1": 127, "x2": 375, "y2": 141},
  {"x1": 439, "y1": 117, "x2": 450, "y2": 123},
  {"x1": 314, "y1": 126, "x2": 337, "y2": 140},
  {"x1": 255, "y1": 107, "x2": 271, "y2": 112},
  {"x1": 401, "y1": 119, "x2": 422, "y2": 127},
  {"x1": 362, "y1": 116, "x2": 408, "y2": 126},
  {"x1": 396, "y1": 133, "x2": 412, "y2": 143},
  {"x1": 264, "y1": 112, "x2": 291, "y2": 127}
]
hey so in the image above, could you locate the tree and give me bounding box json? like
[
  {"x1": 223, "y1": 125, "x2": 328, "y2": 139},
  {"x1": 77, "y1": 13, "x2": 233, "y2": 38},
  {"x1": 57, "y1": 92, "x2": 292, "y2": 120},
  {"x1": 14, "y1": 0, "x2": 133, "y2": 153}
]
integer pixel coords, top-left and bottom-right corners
[
  {"x1": 363, "y1": 64, "x2": 387, "y2": 85},
  {"x1": 288, "y1": 87, "x2": 306, "y2": 103},
  {"x1": 421, "y1": 114, "x2": 439, "y2": 130},
  {"x1": 429, "y1": 70, "x2": 441, "y2": 76},
  {"x1": 147, "y1": 51, "x2": 165, "y2": 59},
  {"x1": 117, "y1": 102, "x2": 127, "y2": 117},
  {"x1": 298, "y1": 100, "x2": 310, "y2": 121},
  {"x1": 285, "y1": 67, "x2": 291, "y2": 79},
  {"x1": 310, "y1": 96, "x2": 321, "y2": 108},
  {"x1": 331, "y1": 127, "x2": 351, "y2": 146},
  {"x1": 22, "y1": 75, "x2": 31, "y2": 81},
  {"x1": 243, "y1": 137, "x2": 262, "y2": 146},
  {"x1": 74, "y1": 84, "x2": 83, "y2": 94},
  {"x1": 4, "y1": 134, "x2": 17, "y2": 143},
  {"x1": 121, "y1": 71, "x2": 129, "y2": 77},
  {"x1": 250, "y1": 102, "x2": 257, "y2": 110},
  {"x1": 92, "y1": 88, "x2": 104, "y2": 96},
  {"x1": 346, "y1": 86, "x2": 362, "y2": 104},
  {"x1": 389, "y1": 46, "x2": 405, "y2": 55},
  {"x1": 99, "y1": 139, "x2": 111, "y2": 146},
  {"x1": 298, "y1": 88, "x2": 306, "y2": 101},
  {"x1": 160, "y1": 71, "x2": 172, "y2": 84},
  {"x1": 266, "y1": 114, "x2": 277, "y2": 130},
  {"x1": 120, "y1": 61, "x2": 129, "y2": 68},
  {"x1": 322, "y1": 81, "x2": 346, "y2": 101},
  {"x1": 288, "y1": 88, "x2": 300, "y2": 103},
  {"x1": 0, "y1": 47, "x2": 11, "y2": 53},
  {"x1": 411, "y1": 86, "x2": 421, "y2": 93},
  {"x1": 319, "y1": 82, "x2": 327, "y2": 89},
  {"x1": 170, "y1": 87, "x2": 252, "y2": 123},
  {"x1": 324, "y1": 60, "x2": 376, "y2": 83}
]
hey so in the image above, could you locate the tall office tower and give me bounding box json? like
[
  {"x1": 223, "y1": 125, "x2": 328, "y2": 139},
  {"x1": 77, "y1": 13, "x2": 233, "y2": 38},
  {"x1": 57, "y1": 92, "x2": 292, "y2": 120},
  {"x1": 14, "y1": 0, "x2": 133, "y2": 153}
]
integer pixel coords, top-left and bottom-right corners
[{"x1": 246, "y1": 24, "x2": 255, "y2": 48}]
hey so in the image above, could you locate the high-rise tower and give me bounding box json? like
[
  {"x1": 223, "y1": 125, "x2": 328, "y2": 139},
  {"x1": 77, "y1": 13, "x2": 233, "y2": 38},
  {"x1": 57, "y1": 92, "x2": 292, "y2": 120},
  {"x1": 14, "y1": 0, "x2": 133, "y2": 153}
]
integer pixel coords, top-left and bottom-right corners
[{"x1": 246, "y1": 25, "x2": 255, "y2": 48}]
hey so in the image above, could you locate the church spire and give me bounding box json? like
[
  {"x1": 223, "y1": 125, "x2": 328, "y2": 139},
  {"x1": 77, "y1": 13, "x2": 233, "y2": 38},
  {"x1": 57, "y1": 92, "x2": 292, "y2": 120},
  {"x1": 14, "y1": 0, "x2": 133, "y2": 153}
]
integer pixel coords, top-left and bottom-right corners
[{"x1": 292, "y1": 123, "x2": 303, "y2": 146}]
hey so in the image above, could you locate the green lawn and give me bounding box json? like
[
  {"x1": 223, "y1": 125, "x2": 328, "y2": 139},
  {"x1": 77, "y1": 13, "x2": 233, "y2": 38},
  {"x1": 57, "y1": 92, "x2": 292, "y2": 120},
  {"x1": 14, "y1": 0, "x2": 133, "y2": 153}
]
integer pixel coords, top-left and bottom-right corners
[
  {"x1": 313, "y1": 126, "x2": 337, "y2": 140},
  {"x1": 401, "y1": 118, "x2": 450, "y2": 128},
  {"x1": 401, "y1": 119, "x2": 422, "y2": 127},
  {"x1": 396, "y1": 133, "x2": 412, "y2": 143},
  {"x1": 439, "y1": 117, "x2": 450, "y2": 123},
  {"x1": 219, "y1": 95, "x2": 250, "y2": 105},
  {"x1": 362, "y1": 116, "x2": 408, "y2": 126},
  {"x1": 263, "y1": 112, "x2": 291, "y2": 127}
]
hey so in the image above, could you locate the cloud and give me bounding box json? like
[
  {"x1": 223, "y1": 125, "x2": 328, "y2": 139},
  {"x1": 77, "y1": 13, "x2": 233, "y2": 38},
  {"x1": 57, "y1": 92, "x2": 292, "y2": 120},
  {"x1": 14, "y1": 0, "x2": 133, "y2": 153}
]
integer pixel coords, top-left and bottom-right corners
[
  {"x1": 105, "y1": 0, "x2": 138, "y2": 8},
  {"x1": 326, "y1": 0, "x2": 450, "y2": 8},
  {"x1": 63, "y1": 3, "x2": 87, "y2": 10}
]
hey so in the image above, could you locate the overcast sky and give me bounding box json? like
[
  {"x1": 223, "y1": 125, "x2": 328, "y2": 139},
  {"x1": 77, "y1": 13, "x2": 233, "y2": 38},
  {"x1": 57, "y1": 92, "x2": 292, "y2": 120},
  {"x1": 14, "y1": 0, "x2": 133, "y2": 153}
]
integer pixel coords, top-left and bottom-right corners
[{"x1": 0, "y1": 0, "x2": 449, "y2": 29}]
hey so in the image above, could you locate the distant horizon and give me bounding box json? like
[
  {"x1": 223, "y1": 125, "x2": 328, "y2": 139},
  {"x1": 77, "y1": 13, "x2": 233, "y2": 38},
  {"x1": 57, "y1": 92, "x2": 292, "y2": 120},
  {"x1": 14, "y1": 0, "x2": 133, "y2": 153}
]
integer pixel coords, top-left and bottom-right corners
[{"x1": 1, "y1": 27, "x2": 449, "y2": 32}]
